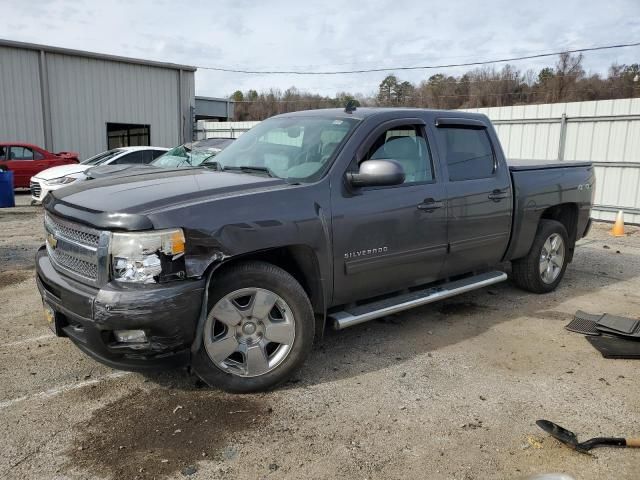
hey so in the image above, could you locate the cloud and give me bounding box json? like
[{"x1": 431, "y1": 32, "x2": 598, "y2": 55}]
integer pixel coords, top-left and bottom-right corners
[{"x1": 1, "y1": 0, "x2": 639, "y2": 98}]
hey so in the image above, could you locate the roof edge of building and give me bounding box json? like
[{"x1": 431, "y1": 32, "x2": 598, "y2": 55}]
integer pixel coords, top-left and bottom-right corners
[
  {"x1": 196, "y1": 96, "x2": 235, "y2": 102},
  {"x1": 0, "y1": 38, "x2": 197, "y2": 72}
]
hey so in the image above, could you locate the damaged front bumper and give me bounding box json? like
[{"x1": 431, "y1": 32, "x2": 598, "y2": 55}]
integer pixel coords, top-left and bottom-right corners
[{"x1": 35, "y1": 247, "x2": 205, "y2": 371}]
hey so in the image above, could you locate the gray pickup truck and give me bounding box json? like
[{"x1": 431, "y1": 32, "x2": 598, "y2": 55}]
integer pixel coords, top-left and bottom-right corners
[{"x1": 36, "y1": 107, "x2": 594, "y2": 392}]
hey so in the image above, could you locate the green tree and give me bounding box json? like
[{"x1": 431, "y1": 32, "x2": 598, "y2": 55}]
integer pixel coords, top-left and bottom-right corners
[
  {"x1": 378, "y1": 75, "x2": 398, "y2": 105},
  {"x1": 392, "y1": 81, "x2": 414, "y2": 105},
  {"x1": 537, "y1": 67, "x2": 555, "y2": 84}
]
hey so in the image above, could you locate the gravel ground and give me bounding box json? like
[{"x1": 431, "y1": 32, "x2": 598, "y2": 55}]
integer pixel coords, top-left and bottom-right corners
[{"x1": 1, "y1": 192, "x2": 639, "y2": 479}]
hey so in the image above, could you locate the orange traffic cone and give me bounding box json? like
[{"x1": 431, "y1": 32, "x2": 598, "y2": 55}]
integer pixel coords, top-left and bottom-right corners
[{"x1": 610, "y1": 210, "x2": 625, "y2": 237}]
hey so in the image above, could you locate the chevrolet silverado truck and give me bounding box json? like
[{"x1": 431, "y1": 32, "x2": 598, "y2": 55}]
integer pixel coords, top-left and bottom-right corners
[{"x1": 36, "y1": 108, "x2": 594, "y2": 393}]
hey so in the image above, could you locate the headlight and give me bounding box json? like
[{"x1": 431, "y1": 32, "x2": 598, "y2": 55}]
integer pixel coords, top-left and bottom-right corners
[
  {"x1": 46, "y1": 176, "x2": 77, "y2": 186},
  {"x1": 110, "y1": 229, "x2": 186, "y2": 283}
]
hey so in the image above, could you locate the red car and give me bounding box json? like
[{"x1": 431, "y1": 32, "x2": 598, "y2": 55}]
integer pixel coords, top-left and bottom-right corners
[{"x1": 0, "y1": 143, "x2": 79, "y2": 188}]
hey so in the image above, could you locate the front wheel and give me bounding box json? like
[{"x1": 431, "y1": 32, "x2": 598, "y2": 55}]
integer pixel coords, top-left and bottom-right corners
[
  {"x1": 192, "y1": 261, "x2": 314, "y2": 393},
  {"x1": 511, "y1": 219, "x2": 569, "y2": 293}
]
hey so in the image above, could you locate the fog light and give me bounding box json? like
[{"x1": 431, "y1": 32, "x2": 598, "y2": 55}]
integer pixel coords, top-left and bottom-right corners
[{"x1": 114, "y1": 329, "x2": 147, "y2": 343}]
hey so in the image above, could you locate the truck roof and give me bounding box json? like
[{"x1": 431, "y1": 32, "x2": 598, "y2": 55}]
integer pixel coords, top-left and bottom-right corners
[{"x1": 273, "y1": 107, "x2": 488, "y2": 121}]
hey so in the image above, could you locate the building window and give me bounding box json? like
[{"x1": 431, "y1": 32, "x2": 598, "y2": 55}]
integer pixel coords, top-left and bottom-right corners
[{"x1": 107, "y1": 123, "x2": 150, "y2": 149}]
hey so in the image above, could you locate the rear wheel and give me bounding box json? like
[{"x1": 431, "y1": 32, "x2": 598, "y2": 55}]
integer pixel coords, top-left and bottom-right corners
[
  {"x1": 192, "y1": 261, "x2": 314, "y2": 393},
  {"x1": 511, "y1": 219, "x2": 569, "y2": 293}
]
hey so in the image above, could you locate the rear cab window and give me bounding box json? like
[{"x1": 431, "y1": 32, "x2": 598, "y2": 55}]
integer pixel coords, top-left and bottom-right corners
[{"x1": 436, "y1": 126, "x2": 496, "y2": 181}]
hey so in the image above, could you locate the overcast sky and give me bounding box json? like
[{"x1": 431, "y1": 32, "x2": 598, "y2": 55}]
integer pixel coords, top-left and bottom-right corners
[{"x1": 3, "y1": 0, "x2": 640, "y2": 98}]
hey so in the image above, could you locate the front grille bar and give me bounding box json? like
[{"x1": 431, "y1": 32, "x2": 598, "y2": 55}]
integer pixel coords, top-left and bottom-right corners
[{"x1": 44, "y1": 212, "x2": 110, "y2": 287}]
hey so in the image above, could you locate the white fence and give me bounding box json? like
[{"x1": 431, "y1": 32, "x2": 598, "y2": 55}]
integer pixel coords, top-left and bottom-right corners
[
  {"x1": 195, "y1": 121, "x2": 257, "y2": 139},
  {"x1": 196, "y1": 98, "x2": 640, "y2": 224}
]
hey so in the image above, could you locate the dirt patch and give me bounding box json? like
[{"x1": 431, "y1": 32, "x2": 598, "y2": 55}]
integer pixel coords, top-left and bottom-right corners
[
  {"x1": 0, "y1": 210, "x2": 39, "y2": 218},
  {"x1": 531, "y1": 310, "x2": 574, "y2": 321},
  {"x1": 0, "y1": 246, "x2": 41, "y2": 272},
  {"x1": 437, "y1": 301, "x2": 491, "y2": 315},
  {"x1": 66, "y1": 389, "x2": 271, "y2": 479},
  {"x1": 0, "y1": 269, "x2": 34, "y2": 289}
]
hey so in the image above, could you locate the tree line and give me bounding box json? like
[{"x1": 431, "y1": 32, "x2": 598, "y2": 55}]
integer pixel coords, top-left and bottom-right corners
[{"x1": 228, "y1": 53, "x2": 639, "y2": 121}]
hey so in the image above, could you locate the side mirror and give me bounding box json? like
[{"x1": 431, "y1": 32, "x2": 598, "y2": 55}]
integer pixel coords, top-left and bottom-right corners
[{"x1": 347, "y1": 159, "x2": 405, "y2": 187}]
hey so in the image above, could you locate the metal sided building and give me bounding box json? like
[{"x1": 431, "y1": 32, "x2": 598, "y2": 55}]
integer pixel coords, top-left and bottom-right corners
[{"x1": 0, "y1": 39, "x2": 196, "y2": 160}]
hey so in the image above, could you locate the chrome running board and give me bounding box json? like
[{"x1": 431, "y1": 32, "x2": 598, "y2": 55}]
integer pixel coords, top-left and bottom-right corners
[{"x1": 330, "y1": 271, "x2": 507, "y2": 330}]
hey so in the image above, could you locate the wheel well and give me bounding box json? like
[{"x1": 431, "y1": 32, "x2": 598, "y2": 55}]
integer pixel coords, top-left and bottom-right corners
[
  {"x1": 212, "y1": 246, "x2": 325, "y2": 316},
  {"x1": 540, "y1": 203, "x2": 578, "y2": 260}
]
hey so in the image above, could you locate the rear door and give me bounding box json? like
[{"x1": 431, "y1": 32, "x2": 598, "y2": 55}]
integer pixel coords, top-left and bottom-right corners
[
  {"x1": 432, "y1": 118, "x2": 512, "y2": 276},
  {"x1": 33, "y1": 148, "x2": 56, "y2": 170},
  {"x1": 331, "y1": 119, "x2": 448, "y2": 305}
]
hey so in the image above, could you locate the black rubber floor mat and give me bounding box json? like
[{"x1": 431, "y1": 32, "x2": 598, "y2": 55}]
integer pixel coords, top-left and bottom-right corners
[
  {"x1": 575, "y1": 310, "x2": 604, "y2": 323},
  {"x1": 566, "y1": 311, "x2": 602, "y2": 335},
  {"x1": 587, "y1": 335, "x2": 640, "y2": 359},
  {"x1": 596, "y1": 314, "x2": 640, "y2": 337}
]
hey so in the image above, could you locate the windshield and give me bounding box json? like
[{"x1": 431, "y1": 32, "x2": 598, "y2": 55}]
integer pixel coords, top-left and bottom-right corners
[
  {"x1": 152, "y1": 143, "x2": 225, "y2": 168},
  {"x1": 203, "y1": 116, "x2": 360, "y2": 182},
  {"x1": 81, "y1": 149, "x2": 124, "y2": 166}
]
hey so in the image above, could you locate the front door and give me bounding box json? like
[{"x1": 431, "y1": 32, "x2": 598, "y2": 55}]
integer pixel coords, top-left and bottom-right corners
[
  {"x1": 331, "y1": 121, "x2": 448, "y2": 306},
  {"x1": 7, "y1": 146, "x2": 40, "y2": 188}
]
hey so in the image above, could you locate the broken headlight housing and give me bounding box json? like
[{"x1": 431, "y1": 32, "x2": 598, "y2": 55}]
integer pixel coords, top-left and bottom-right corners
[{"x1": 110, "y1": 229, "x2": 186, "y2": 284}]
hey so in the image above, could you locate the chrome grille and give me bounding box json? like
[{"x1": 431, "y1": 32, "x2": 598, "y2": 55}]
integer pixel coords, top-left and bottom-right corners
[
  {"x1": 44, "y1": 212, "x2": 106, "y2": 285},
  {"x1": 30, "y1": 181, "x2": 41, "y2": 199},
  {"x1": 48, "y1": 248, "x2": 98, "y2": 279},
  {"x1": 45, "y1": 214, "x2": 100, "y2": 247}
]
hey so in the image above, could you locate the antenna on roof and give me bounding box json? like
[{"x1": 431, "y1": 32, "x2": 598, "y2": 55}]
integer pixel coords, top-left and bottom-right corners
[{"x1": 344, "y1": 99, "x2": 357, "y2": 114}]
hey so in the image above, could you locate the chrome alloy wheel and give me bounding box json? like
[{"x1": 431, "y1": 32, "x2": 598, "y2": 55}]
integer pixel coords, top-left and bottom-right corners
[
  {"x1": 204, "y1": 288, "x2": 296, "y2": 377},
  {"x1": 539, "y1": 233, "x2": 565, "y2": 284}
]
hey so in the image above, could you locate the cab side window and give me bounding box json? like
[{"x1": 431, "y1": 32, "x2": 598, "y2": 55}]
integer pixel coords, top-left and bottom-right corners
[
  {"x1": 363, "y1": 125, "x2": 434, "y2": 183},
  {"x1": 436, "y1": 127, "x2": 495, "y2": 181}
]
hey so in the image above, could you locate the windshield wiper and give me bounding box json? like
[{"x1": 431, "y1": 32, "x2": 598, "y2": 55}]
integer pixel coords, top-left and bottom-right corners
[{"x1": 223, "y1": 166, "x2": 275, "y2": 178}]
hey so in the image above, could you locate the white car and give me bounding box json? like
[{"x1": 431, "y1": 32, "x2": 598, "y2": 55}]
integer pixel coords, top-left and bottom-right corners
[{"x1": 30, "y1": 146, "x2": 168, "y2": 202}]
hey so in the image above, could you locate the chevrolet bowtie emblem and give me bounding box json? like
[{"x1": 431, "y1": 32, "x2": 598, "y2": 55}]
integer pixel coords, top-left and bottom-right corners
[{"x1": 47, "y1": 233, "x2": 58, "y2": 249}]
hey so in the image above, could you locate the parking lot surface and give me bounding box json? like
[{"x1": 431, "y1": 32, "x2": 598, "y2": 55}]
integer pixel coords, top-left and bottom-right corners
[{"x1": 1, "y1": 192, "x2": 639, "y2": 479}]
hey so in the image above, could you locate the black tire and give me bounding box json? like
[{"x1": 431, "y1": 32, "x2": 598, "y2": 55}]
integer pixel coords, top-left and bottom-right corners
[
  {"x1": 192, "y1": 261, "x2": 314, "y2": 393},
  {"x1": 511, "y1": 219, "x2": 569, "y2": 293}
]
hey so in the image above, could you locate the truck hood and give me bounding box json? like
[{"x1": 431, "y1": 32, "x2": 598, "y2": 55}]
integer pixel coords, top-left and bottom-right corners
[
  {"x1": 47, "y1": 168, "x2": 289, "y2": 229},
  {"x1": 32, "y1": 164, "x2": 90, "y2": 181}
]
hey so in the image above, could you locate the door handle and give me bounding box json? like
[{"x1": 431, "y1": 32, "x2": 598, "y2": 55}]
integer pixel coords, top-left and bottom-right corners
[
  {"x1": 488, "y1": 189, "x2": 508, "y2": 201},
  {"x1": 417, "y1": 199, "x2": 444, "y2": 211}
]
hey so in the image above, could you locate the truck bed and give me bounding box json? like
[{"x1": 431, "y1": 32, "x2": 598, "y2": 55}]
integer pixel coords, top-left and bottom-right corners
[
  {"x1": 505, "y1": 160, "x2": 594, "y2": 262},
  {"x1": 508, "y1": 159, "x2": 592, "y2": 171}
]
